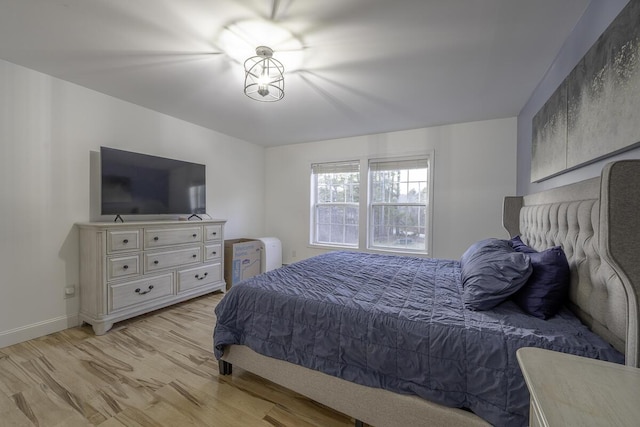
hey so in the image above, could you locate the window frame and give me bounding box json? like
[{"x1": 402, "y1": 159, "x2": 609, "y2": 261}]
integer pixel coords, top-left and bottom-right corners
[
  {"x1": 309, "y1": 152, "x2": 433, "y2": 256},
  {"x1": 309, "y1": 160, "x2": 361, "y2": 248},
  {"x1": 366, "y1": 156, "x2": 432, "y2": 255}
]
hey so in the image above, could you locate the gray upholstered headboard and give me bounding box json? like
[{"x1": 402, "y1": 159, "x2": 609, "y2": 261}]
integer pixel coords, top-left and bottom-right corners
[{"x1": 503, "y1": 160, "x2": 640, "y2": 367}]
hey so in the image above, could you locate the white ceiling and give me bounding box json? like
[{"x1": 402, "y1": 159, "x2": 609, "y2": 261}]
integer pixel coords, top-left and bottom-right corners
[{"x1": 0, "y1": 0, "x2": 591, "y2": 146}]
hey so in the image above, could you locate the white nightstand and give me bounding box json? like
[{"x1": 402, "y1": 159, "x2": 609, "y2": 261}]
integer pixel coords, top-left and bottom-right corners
[{"x1": 516, "y1": 347, "x2": 640, "y2": 427}]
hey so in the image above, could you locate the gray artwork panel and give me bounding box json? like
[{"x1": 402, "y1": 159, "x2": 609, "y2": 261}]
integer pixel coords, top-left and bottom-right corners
[
  {"x1": 531, "y1": 81, "x2": 567, "y2": 182},
  {"x1": 567, "y1": 0, "x2": 640, "y2": 168}
]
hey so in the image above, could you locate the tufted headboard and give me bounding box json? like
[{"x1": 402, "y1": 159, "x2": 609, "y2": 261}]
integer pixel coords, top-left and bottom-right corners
[{"x1": 503, "y1": 160, "x2": 640, "y2": 367}]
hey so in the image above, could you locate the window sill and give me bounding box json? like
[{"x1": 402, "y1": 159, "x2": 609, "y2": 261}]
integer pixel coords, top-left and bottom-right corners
[
  {"x1": 308, "y1": 243, "x2": 430, "y2": 258},
  {"x1": 309, "y1": 243, "x2": 358, "y2": 251}
]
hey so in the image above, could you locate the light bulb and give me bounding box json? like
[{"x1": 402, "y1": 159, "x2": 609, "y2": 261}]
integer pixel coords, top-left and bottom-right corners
[{"x1": 257, "y1": 65, "x2": 270, "y2": 97}]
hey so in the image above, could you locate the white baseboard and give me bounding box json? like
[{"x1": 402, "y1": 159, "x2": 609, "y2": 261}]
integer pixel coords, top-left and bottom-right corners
[{"x1": 0, "y1": 314, "x2": 80, "y2": 349}]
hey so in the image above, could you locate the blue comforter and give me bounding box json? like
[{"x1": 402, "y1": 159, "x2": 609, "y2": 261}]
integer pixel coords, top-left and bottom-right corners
[{"x1": 213, "y1": 251, "x2": 623, "y2": 426}]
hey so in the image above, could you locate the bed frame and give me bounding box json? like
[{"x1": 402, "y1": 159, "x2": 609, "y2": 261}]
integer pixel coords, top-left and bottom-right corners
[{"x1": 219, "y1": 159, "x2": 640, "y2": 426}]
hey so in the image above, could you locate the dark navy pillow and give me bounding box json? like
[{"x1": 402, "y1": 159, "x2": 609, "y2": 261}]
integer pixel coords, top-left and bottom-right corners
[
  {"x1": 461, "y1": 239, "x2": 533, "y2": 311},
  {"x1": 511, "y1": 246, "x2": 570, "y2": 319}
]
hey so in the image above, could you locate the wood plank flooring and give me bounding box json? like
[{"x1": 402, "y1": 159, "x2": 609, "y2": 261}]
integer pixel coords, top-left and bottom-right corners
[{"x1": 0, "y1": 293, "x2": 355, "y2": 427}]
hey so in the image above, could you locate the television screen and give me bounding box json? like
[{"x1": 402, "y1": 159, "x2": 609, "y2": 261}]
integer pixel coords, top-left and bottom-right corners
[{"x1": 100, "y1": 147, "x2": 206, "y2": 215}]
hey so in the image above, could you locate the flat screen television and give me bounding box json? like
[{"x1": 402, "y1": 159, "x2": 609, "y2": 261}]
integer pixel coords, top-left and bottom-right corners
[{"x1": 100, "y1": 147, "x2": 206, "y2": 216}]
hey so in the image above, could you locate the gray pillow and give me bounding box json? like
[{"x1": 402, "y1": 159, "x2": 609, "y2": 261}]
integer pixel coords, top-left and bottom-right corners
[{"x1": 461, "y1": 238, "x2": 532, "y2": 311}]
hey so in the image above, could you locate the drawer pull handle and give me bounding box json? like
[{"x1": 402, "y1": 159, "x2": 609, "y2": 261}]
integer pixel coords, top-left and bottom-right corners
[
  {"x1": 212, "y1": 232, "x2": 217, "y2": 236},
  {"x1": 123, "y1": 239, "x2": 129, "y2": 244},
  {"x1": 135, "y1": 285, "x2": 154, "y2": 295},
  {"x1": 153, "y1": 260, "x2": 159, "y2": 265},
  {"x1": 153, "y1": 237, "x2": 159, "y2": 241},
  {"x1": 195, "y1": 272, "x2": 209, "y2": 280},
  {"x1": 123, "y1": 265, "x2": 129, "y2": 270},
  {"x1": 192, "y1": 233, "x2": 197, "y2": 238},
  {"x1": 192, "y1": 254, "x2": 197, "y2": 258},
  {"x1": 212, "y1": 251, "x2": 217, "y2": 255}
]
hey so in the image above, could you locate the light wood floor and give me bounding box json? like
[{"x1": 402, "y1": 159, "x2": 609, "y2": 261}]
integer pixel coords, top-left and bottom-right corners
[{"x1": 0, "y1": 292, "x2": 355, "y2": 427}]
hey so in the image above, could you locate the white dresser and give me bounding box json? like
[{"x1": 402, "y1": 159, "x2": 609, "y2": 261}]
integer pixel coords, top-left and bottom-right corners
[
  {"x1": 517, "y1": 347, "x2": 640, "y2": 427},
  {"x1": 77, "y1": 220, "x2": 226, "y2": 334}
]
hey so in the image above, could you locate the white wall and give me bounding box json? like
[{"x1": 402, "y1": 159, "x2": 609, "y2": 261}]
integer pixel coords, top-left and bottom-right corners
[
  {"x1": 0, "y1": 59, "x2": 265, "y2": 348},
  {"x1": 265, "y1": 117, "x2": 517, "y2": 263},
  {"x1": 517, "y1": 0, "x2": 637, "y2": 195}
]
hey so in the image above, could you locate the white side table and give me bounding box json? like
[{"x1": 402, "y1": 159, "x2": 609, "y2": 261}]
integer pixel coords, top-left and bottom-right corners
[{"x1": 516, "y1": 347, "x2": 640, "y2": 427}]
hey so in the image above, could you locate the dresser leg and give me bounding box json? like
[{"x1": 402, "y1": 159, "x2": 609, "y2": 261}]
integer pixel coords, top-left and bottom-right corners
[{"x1": 92, "y1": 322, "x2": 113, "y2": 335}]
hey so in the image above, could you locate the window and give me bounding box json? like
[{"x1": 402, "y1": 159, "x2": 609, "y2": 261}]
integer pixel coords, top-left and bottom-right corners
[
  {"x1": 368, "y1": 158, "x2": 429, "y2": 253},
  {"x1": 311, "y1": 161, "x2": 360, "y2": 246},
  {"x1": 310, "y1": 155, "x2": 431, "y2": 254}
]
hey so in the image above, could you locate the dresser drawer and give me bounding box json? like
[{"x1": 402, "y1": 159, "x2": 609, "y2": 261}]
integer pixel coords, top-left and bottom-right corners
[
  {"x1": 205, "y1": 224, "x2": 222, "y2": 241},
  {"x1": 145, "y1": 246, "x2": 201, "y2": 272},
  {"x1": 109, "y1": 274, "x2": 173, "y2": 312},
  {"x1": 144, "y1": 227, "x2": 202, "y2": 248},
  {"x1": 107, "y1": 254, "x2": 141, "y2": 280},
  {"x1": 204, "y1": 243, "x2": 222, "y2": 261},
  {"x1": 178, "y1": 263, "x2": 222, "y2": 293},
  {"x1": 107, "y1": 229, "x2": 141, "y2": 253}
]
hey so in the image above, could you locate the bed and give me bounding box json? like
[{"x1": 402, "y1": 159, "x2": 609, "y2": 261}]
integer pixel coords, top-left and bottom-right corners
[{"x1": 213, "y1": 159, "x2": 640, "y2": 426}]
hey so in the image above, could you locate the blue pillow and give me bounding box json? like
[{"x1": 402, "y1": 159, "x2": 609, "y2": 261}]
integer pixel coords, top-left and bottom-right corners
[
  {"x1": 510, "y1": 235, "x2": 536, "y2": 253},
  {"x1": 460, "y1": 238, "x2": 489, "y2": 266},
  {"x1": 461, "y1": 239, "x2": 533, "y2": 311},
  {"x1": 511, "y1": 245, "x2": 570, "y2": 319}
]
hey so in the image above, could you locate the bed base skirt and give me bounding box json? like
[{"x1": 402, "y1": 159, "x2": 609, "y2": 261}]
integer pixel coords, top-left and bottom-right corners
[{"x1": 221, "y1": 345, "x2": 489, "y2": 427}]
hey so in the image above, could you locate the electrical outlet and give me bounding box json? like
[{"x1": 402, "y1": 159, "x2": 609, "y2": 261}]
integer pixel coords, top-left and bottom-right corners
[
  {"x1": 292, "y1": 250, "x2": 297, "y2": 259},
  {"x1": 64, "y1": 285, "x2": 76, "y2": 298}
]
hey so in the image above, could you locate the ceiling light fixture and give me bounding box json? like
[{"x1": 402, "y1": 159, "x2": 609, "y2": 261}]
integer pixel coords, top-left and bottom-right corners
[{"x1": 244, "y1": 46, "x2": 284, "y2": 102}]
